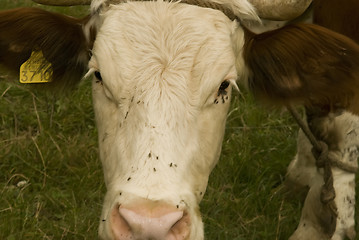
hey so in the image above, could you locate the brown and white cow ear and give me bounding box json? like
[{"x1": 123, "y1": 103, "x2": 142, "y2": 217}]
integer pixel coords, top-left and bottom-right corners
[
  {"x1": 0, "y1": 8, "x2": 91, "y2": 91},
  {"x1": 241, "y1": 23, "x2": 359, "y2": 111}
]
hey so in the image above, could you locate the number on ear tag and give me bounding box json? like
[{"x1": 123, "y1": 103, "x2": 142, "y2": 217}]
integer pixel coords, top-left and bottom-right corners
[{"x1": 20, "y1": 51, "x2": 53, "y2": 83}]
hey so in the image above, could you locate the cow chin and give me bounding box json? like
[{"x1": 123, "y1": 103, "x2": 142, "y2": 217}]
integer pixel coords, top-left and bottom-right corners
[{"x1": 99, "y1": 190, "x2": 204, "y2": 240}]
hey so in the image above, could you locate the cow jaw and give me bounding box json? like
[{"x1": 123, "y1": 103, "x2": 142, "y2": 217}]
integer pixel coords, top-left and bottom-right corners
[{"x1": 89, "y1": 2, "x2": 239, "y2": 239}]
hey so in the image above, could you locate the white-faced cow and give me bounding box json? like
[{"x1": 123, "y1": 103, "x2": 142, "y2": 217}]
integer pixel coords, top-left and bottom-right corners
[{"x1": 1, "y1": 0, "x2": 359, "y2": 239}]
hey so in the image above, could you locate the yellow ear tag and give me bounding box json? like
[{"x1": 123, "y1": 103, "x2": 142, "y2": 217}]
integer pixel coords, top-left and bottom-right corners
[{"x1": 20, "y1": 51, "x2": 53, "y2": 83}]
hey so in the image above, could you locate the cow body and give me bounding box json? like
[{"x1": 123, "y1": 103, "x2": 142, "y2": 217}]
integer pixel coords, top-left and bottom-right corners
[
  {"x1": 286, "y1": 112, "x2": 359, "y2": 240},
  {"x1": 1, "y1": 0, "x2": 359, "y2": 239},
  {"x1": 284, "y1": 1, "x2": 359, "y2": 239}
]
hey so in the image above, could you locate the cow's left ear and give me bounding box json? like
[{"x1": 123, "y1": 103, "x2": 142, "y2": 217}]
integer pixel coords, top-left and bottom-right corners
[
  {"x1": 0, "y1": 7, "x2": 93, "y2": 90},
  {"x1": 241, "y1": 23, "x2": 359, "y2": 109}
]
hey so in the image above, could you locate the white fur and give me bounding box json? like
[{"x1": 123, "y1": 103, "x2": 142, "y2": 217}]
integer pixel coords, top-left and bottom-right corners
[
  {"x1": 87, "y1": 2, "x2": 246, "y2": 239},
  {"x1": 287, "y1": 112, "x2": 359, "y2": 240}
]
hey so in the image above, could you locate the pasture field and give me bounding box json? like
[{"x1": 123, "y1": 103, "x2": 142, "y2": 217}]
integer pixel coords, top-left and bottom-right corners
[{"x1": 0, "y1": 1, "x2": 358, "y2": 239}]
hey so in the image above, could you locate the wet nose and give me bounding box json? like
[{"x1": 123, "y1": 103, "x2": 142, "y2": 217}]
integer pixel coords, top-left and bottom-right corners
[{"x1": 110, "y1": 200, "x2": 190, "y2": 240}]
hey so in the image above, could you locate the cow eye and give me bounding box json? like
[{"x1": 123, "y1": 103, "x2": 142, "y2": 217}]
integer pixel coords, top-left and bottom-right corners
[
  {"x1": 214, "y1": 80, "x2": 231, "y2": 104},
  {"x1": 218, "y1": 80, "x2": 230, "y2": 96},
  {"x1": 94, "y1": 71, "x2": 102, "y2": 81},
  {"x1": 219, "y1": 80, "x2": 230, "y2": 91}
]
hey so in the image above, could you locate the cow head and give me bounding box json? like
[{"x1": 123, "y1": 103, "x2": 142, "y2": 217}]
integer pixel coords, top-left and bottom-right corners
[
  {"x1": 87, "y1": 2, "x2": 252, "y2": 239},
  {"x1": 2, "y1": 0, "x2": 359, "y2": 239}
]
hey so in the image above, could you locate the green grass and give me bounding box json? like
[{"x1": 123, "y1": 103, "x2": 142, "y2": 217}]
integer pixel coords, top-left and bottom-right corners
[
  {"x1": 202, "y1": 94, "x2": 301, "y2": 240},
  {"x1": 0, "y1": 1, "x2": 358, "y2": 240}
]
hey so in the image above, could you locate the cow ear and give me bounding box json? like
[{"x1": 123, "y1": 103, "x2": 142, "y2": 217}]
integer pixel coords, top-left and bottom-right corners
[
  {"x1": 242, "y1": 23, "x2": 359, "y2": 109},
  {"x1": 0, "y1": 8, "x2": 92, "y2": 91}
]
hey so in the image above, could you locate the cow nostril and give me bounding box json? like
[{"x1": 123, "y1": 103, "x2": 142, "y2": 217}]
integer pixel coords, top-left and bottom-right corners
[
  {"x1": 110, "y1": 204, "x2": 132, "y2": 240},
  {"x1": 169, "y1": 210, "x2": 191, "y2": 239},
  {"x1": 119, "y1": 208, "x2": 183, "y2": 237},
  {"x1": 110, "y1": 202, "x2": 190, "y2": 239}
]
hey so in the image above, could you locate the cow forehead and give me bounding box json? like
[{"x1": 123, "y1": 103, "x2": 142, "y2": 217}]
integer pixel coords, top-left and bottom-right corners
[
  {"x1": 91, "y1": 2, "x2": 238, "y2": 100},
  {"x1": 90, "y1": 1, "x2": 237, "y2": 188}
]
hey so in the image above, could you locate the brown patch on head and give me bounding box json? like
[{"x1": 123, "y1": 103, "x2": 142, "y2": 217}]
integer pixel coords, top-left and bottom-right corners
[
  {"x1": 243, "y1": 23, "x2": 359, "y2": 112},
  {"x1": 313, "y1": 0, "x2": 359, "y2": 43},
  {"x1": 311, "y1": 0, "x2": 359, "y2": 116},
  {"x1": 0, "y1": 8, "x2": 92, "y2": 91}
]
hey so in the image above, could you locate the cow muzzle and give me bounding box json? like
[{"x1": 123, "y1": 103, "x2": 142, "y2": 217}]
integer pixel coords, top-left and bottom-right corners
[{"x1": 110, "y1": 198, "x2": 191, "y2": 240}]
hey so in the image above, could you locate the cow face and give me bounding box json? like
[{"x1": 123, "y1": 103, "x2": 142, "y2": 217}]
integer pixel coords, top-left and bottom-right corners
[{"x1": 88, "y1": 2, "x2": 242, "y2": 239}]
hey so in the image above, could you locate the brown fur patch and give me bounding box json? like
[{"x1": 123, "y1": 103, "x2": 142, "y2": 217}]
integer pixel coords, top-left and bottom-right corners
[
  {"x1": 0, "y1": 8, "x2": 91, "y2": 91},
  {"x1": 312, "y1": 0, "x2": 359, "y2": 115},
  {"x1": 313, "y1": 0, "x2": 359, "y2": 43},
  {"x1": 243, "y1": 23, "x2": 359, "y2": 114}
]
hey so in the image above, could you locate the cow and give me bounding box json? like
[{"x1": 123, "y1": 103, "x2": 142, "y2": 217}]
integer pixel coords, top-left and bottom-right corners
[
  {"x1": 1, "y1": 0, "x2": 359, "y2": 239},
  {"x1": 254, "y1": 1, "x2": 359, "y2": 239},
  {"x1": 286, "y1": 113, "x2": 359, "y2": 240}
]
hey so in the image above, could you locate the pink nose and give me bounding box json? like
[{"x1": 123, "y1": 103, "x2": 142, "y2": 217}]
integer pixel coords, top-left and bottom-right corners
[{"x1": 110, "y1": 200, "x2": 190, "y2": 240}]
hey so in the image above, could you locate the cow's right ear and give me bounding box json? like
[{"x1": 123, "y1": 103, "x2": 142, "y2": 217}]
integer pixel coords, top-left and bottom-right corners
[
  {"x1": 0, "y1": 8, "x2": 93, "y2": 90},
  {"x1": 241, "y1": 23, "x2": 359, "y2": 110}
]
